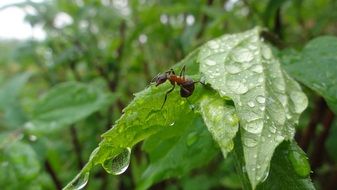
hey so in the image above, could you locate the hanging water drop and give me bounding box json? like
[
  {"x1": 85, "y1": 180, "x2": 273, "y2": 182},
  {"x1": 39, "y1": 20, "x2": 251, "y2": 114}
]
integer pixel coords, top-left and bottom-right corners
[
  {"x1": 65, "y1": 172, "x2": 90, "y2": 190},
  {"x1": 102, "y1": 147, "x2": 131, "y2": 175}
]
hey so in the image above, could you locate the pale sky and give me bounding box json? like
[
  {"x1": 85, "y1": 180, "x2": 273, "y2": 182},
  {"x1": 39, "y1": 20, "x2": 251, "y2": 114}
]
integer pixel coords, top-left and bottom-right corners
[{"x1": 0, "y1": 0, "x2": 46, "y2": 40}]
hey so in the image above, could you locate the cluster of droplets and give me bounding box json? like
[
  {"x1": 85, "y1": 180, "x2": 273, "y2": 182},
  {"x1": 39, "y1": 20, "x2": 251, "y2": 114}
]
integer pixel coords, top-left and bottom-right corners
[{"x1": 200, "y1": 28, "x2": 309, "y2": 188}]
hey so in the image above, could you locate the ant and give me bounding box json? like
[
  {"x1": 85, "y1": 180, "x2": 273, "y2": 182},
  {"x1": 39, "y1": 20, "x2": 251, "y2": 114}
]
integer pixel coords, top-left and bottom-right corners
[{"x1": 152, "y1": 66, "x2": 201, "y2": 109}]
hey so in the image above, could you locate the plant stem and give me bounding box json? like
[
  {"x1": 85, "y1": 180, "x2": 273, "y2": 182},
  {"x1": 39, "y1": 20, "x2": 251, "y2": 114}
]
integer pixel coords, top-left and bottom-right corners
[
  {"x1": 70, "y1": 125, "x2": 84, "y2": 169},
  {"x1": 45, "y1": 160, "x2": 62, "y2": 190},
  {"x1": 273, "y1": 7, "x2": 283, "y2": 39},
  {"x1": 196, "y1": 0, "x2": 214, "y2": 39}
]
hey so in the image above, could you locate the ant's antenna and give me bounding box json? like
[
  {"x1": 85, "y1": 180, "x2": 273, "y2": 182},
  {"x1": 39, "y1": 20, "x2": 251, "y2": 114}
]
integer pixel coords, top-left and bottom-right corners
[{"x1": 151, "y1": 73, "x2": 160, "y2": 83}]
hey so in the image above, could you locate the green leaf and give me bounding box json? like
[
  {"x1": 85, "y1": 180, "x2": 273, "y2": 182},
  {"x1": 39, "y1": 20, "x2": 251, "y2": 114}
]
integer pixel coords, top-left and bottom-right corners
[
  {"x1": 26, "y1": 81, "x2": 113, "y2": 134},
  {"x1": 0, "y1": 141, "x2": 41, "y2": 187},
  {"x1": 0, "y1": 73, "x2": 31, "y2": 128},
  {"x1": 199, "y1": 92, "x2": 239, "y2": 157},
  {"x1": 64, "y1": 49, "x2": 203, "y2": 189},
  {"x1": 257, "y1": 141, "x2": 315, "y2": 190},
  {"x1": 138, "y1": 116, "x2": 218, "y2": 190},
  {"x1": 198, "y1": 27, "x2": 308, "y2": 188},
  {"x1": 284, "y1": 36, "x2": 337, "y2": 114}
]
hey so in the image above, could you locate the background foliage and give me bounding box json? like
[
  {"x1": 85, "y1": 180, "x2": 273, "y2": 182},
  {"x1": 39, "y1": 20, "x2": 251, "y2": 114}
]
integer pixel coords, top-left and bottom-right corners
[{"x1": 0, "y1": 0, "x2": 337, "y2": 189}]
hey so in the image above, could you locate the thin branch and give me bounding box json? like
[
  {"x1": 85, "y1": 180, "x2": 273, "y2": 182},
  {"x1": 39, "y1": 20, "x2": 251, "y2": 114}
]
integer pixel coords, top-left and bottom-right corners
[
  {"x1": 300, "y1": 98, "x2": 326, "y2": 152},
  {"x1": 45, "y1": 160, "x2": 62, "y2": 190},
  {"x1": 273, "y1": 7, "x2": 283, "y2": 39},
  {"x1": 311, "y1": 108, "x2": 335, "y2": 170},
  {"x1": 196, "y1": 0, "x2": 214, "y2": 39},
  {"x1": 326, "y1": 167, "x2": 337, "y2": 190},
  {"x1": 70, "y1": 125, "x2": 84, "y2": 169},
  {"x1": 69, "y1": 61, "x2": 82, "y2": 81}
]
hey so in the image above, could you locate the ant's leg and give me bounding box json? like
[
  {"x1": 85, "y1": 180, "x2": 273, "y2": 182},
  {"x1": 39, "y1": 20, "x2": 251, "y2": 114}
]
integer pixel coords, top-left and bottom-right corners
[
  {"x1": 179, "y1": 65, "x2": 186, "y2": 78},
  {"x1": 151, "y1": 73, "x2": 160, "y2": 83},
  {"x1": 194, "y1": 80, "x2": 206, "y2": 86},
  {"x1": 170, "y1": 69, "x2": 176, "y2": 75},
  {"x1": 161, "y1": 84, "x2": 175, "y2": 109}
]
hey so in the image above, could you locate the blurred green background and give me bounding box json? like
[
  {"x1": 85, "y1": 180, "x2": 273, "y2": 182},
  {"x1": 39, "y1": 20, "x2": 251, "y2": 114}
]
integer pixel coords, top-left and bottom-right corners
[{"x1": 0, "y1": 0, "x2": 337, "y2": 189}]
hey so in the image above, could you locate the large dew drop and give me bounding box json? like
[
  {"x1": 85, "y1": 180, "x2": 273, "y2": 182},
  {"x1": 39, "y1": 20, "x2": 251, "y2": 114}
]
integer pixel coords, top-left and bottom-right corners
[
  {"x1": 102, "y1": 147, "x2": 131, "y2": 175},
  {"x1": 65, "y1": 172, "x2": 90, "y2": 190}
]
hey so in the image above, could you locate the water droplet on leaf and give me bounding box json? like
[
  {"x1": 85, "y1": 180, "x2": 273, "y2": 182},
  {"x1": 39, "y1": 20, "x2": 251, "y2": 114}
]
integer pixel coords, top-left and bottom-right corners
[
  {"x1": 68, "y1": 172, "x2": 90, "y2": 190},
  {"x1": 233, "y1": 48, "x2": 254, "y2": 62},
  {"x1": 205, "y1": 59, "x2": 216, "y2": 66},
  {"x1": 251, "y1": 65, "x2": 263, "y2": 73},
  {"x1": 244, "y1": 119, "x2": 263, "y2": 134},
  {"x1": 243, "y1": 136, "x2": 258, "y2": 148},
  {"x1": 256, "y1": 95, "x2": 266, "y2": 104},
  {"x1": 102, "y1": 147, "x2": 131, "y2": 175},
  {"x1": 187, "y1": 132, "x2": 198, "y2": 146},
  {"x1": 225, "y1": 63, "x2": 242, "y2": 74},
  {"x1": 208, "y1": 41, "x2": 220, "y2": 49},
  {"x1": 290, "y1": 92, "x2": 308, "y2": 113},
  {"x1": 262, "y1": 46, "x2": 272, "y2": 59},
  {"x1": 248, "y1": 101, "x2": 255, "y2": 108},
  {"x1": 227, "y1": 80, "x2": 248, "y2": 94}
]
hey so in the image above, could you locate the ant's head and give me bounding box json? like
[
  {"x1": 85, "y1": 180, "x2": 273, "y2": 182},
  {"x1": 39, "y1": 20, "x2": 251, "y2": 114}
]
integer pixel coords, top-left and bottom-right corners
[{"x1": 153, "y1": 73, "x2": 168, "y2": 86}]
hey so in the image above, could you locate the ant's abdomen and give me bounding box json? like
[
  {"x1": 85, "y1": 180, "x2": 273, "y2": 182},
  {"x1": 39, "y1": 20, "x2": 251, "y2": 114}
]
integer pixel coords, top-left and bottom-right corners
[{"x1": 180, "y1": 80, "x2": 195, "y2": 97}]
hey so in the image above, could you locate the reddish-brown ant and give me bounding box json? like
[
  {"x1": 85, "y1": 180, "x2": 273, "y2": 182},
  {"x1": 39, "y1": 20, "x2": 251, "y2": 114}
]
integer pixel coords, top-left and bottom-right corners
[{"x1": 152, "y1": 66, "x2": 201, "y2": 109}]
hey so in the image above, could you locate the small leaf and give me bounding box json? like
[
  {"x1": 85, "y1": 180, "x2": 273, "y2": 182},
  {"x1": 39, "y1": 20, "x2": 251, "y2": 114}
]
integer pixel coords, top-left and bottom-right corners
[
  {"x1": 198, "y1": 27, "x2": 308, "y2": 188},
  {"x1": 0, "y1": 141, "x2": 40, "y2": 184},
  {"x1": 199, "y1": 92, "x2": 239, "y2": 157},
  {"x1": 138, "y1": 116, "x2": 218, "y2": 190},
  {"x1": 257, "y1": 141, "x2": 315, "y2": 190},
  {"x1": 26, "y1": 82, "x2": 113, "y2": 134},
  {"x1": 0, "y1": 73, "x2": 31, "y2": 128},
  {"x1": 283, "y1": 36, "x2": 337, "y2": 114}
]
